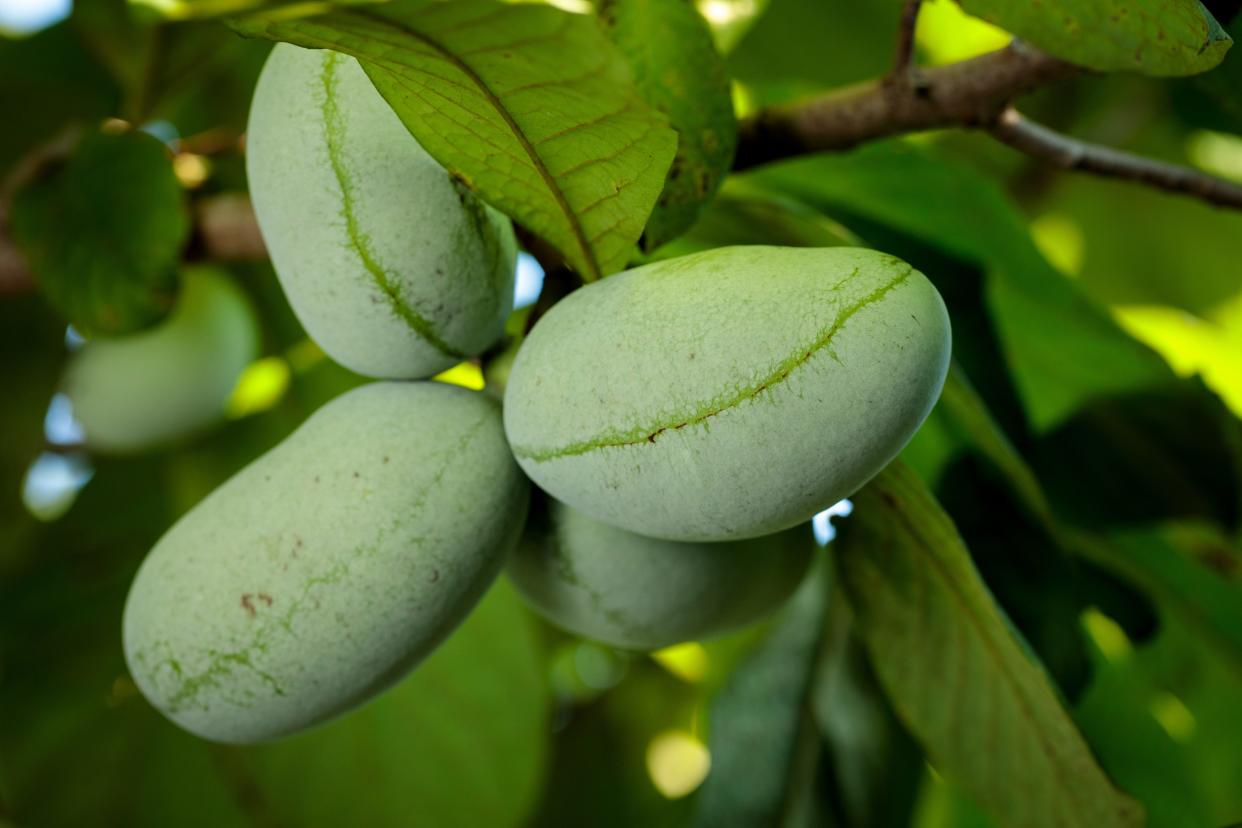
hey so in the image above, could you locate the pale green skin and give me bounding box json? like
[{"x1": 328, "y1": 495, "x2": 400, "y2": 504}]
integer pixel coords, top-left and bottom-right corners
[
  {"x1": 62, "y1": 266, "x2": 258, "y2": 454},
  {"x1": 123, "y1": 382, "x2": 529, "y2": 744},
  {"x1": 246, "y1": 44, "x2": 517, "y2": 379},
  {"x1": 509, "y1": 497, "x2": 814, "y2": 651},
  {"x1": 504, "y1": 246, "x2": 951, "y2": 541}
]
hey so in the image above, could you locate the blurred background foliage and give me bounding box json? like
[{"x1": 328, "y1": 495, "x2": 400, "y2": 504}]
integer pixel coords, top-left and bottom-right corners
[{"x1": 2, "y1": 0, "x2": 1242, "y2": 826}]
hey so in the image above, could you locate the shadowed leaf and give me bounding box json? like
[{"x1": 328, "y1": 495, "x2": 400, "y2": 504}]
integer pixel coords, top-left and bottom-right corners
[{"x1": 836, "y1": 461, "x2": 1144, "y2": 828}]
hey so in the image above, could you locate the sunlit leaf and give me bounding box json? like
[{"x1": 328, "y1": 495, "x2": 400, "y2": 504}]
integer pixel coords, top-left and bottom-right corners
[
  {"x1": 232, "y1": 0, "x2": 677, "y2": 280},
  {"x1": 955, "y1": 0, "x2": 1232, "y2": 76},
  {"x1": 9, "y1": 129, "x2": 188, "y2": 336},
  {"x1": 836, "y1": 461, "x2": 1144, "y2": 828},
  {"x1": 599, "y1": 0, "x2": 737, "y2": 250}
]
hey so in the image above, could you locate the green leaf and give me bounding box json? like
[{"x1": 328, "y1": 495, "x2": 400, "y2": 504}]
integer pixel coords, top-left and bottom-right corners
[
  {"x1": 598, "y1": 0, "x2": 737, "y2": 251},
  {"x1": 9, "y1": 129, "x2": 187, "y2": 336},
  {"x1": 1, "y1": 566, "x2": 548, "y2": 827},
  {"x1": 1194, "y1": 15, "x2": 1242, "y2": 128},
  {"x1": 694, "y1": 564, "x2": 828, "y2": 828},
  {"x1": 648, "y1": 183, "x2": 860, "y2": 261},
  {"x1": 938, "y1": 362, "x2": 1058, "y2": 534},
  {"x1": 232, "y1": 0, "x2": 677, "y2": 280},
  {"x1": 836, "y1": 461, "x2": 1144, "y2": 828},
  {"x1": 812, "y1": 588, "x2": 923, "y2": 828},
  {"x1": 229, "y1": 580, "x2": 549, "y2": 828},
  {"x1": 1074, "y1": 525, "x2": 1242, "y2": 670},
  {"x1": 746, "y1": 141, "x2": 1172, "y2": 431},
  {"x1": 1076, "y1": 602, "x2": 1242, "y2": 824},
  {"x1": 956, "y1": 0, "x2": 1232, "y2": 76}
]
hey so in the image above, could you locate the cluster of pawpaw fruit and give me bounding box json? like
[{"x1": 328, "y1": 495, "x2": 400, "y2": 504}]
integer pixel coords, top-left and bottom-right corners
[{"x1": 121, "y1": 44, "x2": 952, "y2": 744}]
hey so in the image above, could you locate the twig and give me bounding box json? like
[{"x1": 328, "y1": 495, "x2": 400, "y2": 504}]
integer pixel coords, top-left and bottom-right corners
[
  {"x1": 734, "y1": 42, "x2": 1081, "y2": 169},
  {"x1": 890, "y1": 0, "x2": 923, "y2": 83},
  {"x1": 989, "y1": 107, "x2": 1242, "y2": 209}
]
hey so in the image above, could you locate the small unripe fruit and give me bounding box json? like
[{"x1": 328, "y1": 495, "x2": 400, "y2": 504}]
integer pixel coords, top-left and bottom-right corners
[
  {"x1": 62, "y1": 266, "x2": 258, "y2": 454},
  {"x1": 246, "y1": 44, "x2": 517, "y2": 379},
  {"x1": 509, "y1": 496, "x2": 814, "y2": 650},
  {"x1": 504, "y1": 246, "x2": 950, "y2": 541},
  {"x1": 123, "y1": 382, "x2": 529, "y2": 743}
]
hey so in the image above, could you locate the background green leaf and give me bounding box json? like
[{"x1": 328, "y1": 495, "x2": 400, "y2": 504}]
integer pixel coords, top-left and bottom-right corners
[
  {"x1": 746, "y1": 141, "x2": 1172, "y2": 431},
  {"x1": 598, "y1": 0, "x2": 737, "y2": 251},
  {"x1": 836, "y1": 461, "x2": 1144, "y2": 828},
  {"x1": 232, "y1": 0, "x2": 677, "y2": 280},
  {"x1": 9, "y1": 129, "x2": 188, "y2": 336},
  {"x1": 955, "y1": 0, "x2": 1231, "y2": 76},
  {"x1": 694, "y1": 564, "x2": 828, "y2": 828},
  {"x1": 229, "y1": 580, "x2": 549, "y2": 828}
]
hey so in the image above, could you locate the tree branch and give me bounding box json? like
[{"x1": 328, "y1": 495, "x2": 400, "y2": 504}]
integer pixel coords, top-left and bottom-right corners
[
  {"x1": 890, "y1": 0, "x2": 923, "y2": 83},
  {"x1": 733, "y1": 42, "x2": 1081, "y2": 169},
  {"x1": 989, "y1": 107, "x2": 1242, "y2": 209}
]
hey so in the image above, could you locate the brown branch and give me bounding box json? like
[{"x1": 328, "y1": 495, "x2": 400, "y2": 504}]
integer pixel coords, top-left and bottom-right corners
[
  {"x1": 890, "y1": 0, "x2": 923, "y2": 83},
  {"x1": 734, "y1": 42, "x2": 1081, "y2": 169},
  {"x1": 989, "y1": 107, "x2": 1242, "y2": 209}
]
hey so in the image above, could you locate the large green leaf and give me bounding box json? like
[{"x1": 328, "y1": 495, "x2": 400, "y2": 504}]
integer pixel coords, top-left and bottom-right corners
[
  {"x1": 232, "y1": 0, "x2": 677, "y2": 281},
  {"x1": 9, "y1": 129, "x2": 188, "y2": 336},
  {"x1": 937, "y1": 362, "x2": 1057, "y2": 534},
  {"x1": 1075, "y1": 525, "x2": 1242, "y2": 671},
  {"x1": 1, "y1": 564, "x2": 549, "y2": 827},
  {"x1": 812, "y1": 588, "x2": 923, "y2": 828},
  {"x1": 836, "y1": 461, "x2": 1143, "y2": 828},
  {"x1": 747, "y1": 141, "x2": 1172, "y2": 431},
  {"x1": 598, "y1": 0, "x2": 736, "y2": 251},
  {"x1": 648, "y1": 182, "x2": 860, "y2": 261},
  {"x1": 229, "y1": 580, "x2": 549, "y2": 828},
  {"x1": 1076, "y1": 598, "x2": 1242, "y2": 826},
  {"x1": 694, "y1": 564, "x2": 828, "y2": 828},
  {"x1": 956, "y1": 0, "x2": 1231, "y2": 76}
]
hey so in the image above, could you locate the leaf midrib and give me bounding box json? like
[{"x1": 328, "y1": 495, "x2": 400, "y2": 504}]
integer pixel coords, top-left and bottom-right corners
[
  {"x1": 348, "y1": 6, "x2": 603, "y2": 281},
  {"x1": 879, "y1": 482, "x2": 1135, "y2": 825}
]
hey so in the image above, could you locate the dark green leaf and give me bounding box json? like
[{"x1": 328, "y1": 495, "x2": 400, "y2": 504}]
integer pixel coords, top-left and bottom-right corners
[
  {"x1": 1194, "y1": 16, "x2": 1242, "y2": 127},
  {"x1": 694, "y1": 564, "x2": 827, "y2": 828},
  {"x1": 598, "y1": 0, "x2": 737, "y2": 250},
  {"x1": 1075, "y1": 525, "x2": 1242, "y2": 669},
  {"x1": 937, "y1": 362, "x2": 1057, "y2": 533},
  {"x1": 0, "y1": 23, "x2": 118, "y2": 172},
  {"x1": 649, "y1": 183, "x2": 860, "y2": 261},
  {"x1": 9, "y1": 129, "x2": 187, "y2": 336},
  {"x1": 229, "y1": 580, "x2": 550, "y2": 828},
  {"x1": 747, "y1": 141, "x2": 1172, "y2": 431},
  {"x1": 812, "y1": 589, "x2": 922, "y2": 828},
  {"x1": 1076, "y1": 600, "x2": 1242, "y2": 825},
  {"x1": 232, "y1": 0, "x2": 677, "y2": 280},
  {"x1": 956, "y1": 0, "x2": 1232, "y2": 76},
  {"x1": 836, "y1": 461, "x2": 1143, "y2": 828}
]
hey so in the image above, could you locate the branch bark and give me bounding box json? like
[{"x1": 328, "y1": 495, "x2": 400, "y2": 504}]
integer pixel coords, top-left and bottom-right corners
[
  {"x1": 733, "y1": 42, "x2": 1081, "y2": 170},
  {"x1": 989, "y1": 107, "x2": 1242, "y2": 209},
  {"x1": 890, "y1": 0, "x2": 924, "y2": 83}
]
